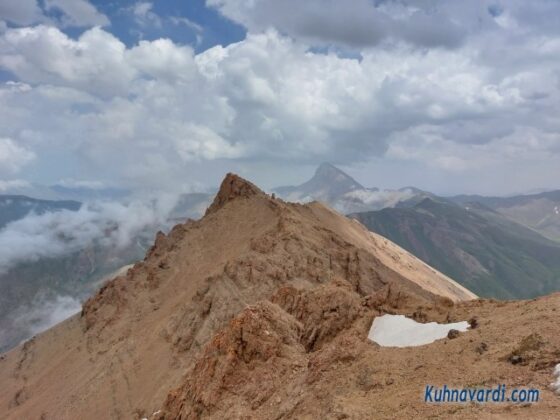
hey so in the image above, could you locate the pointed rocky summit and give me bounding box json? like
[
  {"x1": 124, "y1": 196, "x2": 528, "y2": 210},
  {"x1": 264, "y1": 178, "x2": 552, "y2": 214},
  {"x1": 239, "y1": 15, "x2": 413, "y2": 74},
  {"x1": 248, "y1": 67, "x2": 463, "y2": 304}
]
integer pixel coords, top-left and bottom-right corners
[{"x1": 205, "y1": 173, "x2": 264, "y2": 216}]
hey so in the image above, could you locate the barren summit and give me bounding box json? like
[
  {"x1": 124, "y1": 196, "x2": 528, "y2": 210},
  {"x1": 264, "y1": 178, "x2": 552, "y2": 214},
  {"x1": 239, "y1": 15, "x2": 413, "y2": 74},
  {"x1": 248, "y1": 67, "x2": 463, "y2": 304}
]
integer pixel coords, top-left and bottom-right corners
[
  {"x1": 1, "y1": 174, "x2": 559, "y2": 419},
  {"x1": 205, "y1": 173, "x2": 264, "y2": 215}
]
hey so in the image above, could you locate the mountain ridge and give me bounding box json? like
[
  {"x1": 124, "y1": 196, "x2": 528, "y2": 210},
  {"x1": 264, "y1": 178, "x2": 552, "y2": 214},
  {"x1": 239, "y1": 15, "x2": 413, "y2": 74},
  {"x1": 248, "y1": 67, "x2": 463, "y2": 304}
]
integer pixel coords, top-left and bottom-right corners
[
  {"x1": 0, "y1": 173, "x2": 477, "y2": 419},
  {"x1": 2, "y1": 174, "x2": 560, "y2": 419},
  {"x1": 449, "y1": 190, "x2": 560, "y2": 241}
]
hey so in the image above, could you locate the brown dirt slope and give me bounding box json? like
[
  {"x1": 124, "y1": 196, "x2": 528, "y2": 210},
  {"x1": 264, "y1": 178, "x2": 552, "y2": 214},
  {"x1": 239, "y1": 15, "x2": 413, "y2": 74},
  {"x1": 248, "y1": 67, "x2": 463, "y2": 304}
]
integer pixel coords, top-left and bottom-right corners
[{"x1": 1, "y1": 174, "x2": 558, "y2": 419}]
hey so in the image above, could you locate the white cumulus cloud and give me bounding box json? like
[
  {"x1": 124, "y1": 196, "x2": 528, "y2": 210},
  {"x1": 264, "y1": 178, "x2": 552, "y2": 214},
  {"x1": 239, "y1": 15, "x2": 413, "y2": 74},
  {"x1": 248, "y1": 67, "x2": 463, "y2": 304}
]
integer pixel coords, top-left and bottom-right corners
[
  {"x1": 0, "y1": 2, "x2": 560, "y2": 194},
  {"x1": 0, "y1": 0, "x2": 43, "y2": 26},
  {"x1": 0, "y1": 138, "x2": 35, "y2": 174},
  {"x1": 44, "y1": 0, "x2": 109, "y2": 27},
  {"x1": 0, "y1": 196, "x2": 179, "y2": 274},
  {"x1": 0, "y1": 0, "x2": 107, "y2": 28}
]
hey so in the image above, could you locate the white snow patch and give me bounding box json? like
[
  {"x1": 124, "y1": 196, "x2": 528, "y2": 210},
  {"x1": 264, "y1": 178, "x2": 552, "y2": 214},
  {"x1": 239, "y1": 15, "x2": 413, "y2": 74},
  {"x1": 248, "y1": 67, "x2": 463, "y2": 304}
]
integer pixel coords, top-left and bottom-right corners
[
  {"x1": 142, "y1": 409, "x2": 162, "y2": 419},
  {"x1": 551, "y1": 364, "x2": 560, "y2": 394},
  {"x1": 368, "y1": 314, "x2": 469, "y2": 347}
]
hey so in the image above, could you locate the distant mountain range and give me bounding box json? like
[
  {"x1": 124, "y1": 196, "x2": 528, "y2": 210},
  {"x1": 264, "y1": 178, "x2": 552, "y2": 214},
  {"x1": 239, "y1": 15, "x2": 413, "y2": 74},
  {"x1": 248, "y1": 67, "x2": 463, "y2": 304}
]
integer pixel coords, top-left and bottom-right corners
[
  {"x1": 0, "y1": 195, "x2": 81, "y2": 229},
  {"x1": 449, "y1": 191, "x2": 560, "y2": 242},
  {"x1": 0, "y1": 183, "x2": 129, "y2": 202},
  {"x1": 351, "y1": 198, "x2": 560, "y2": 299},
  {"x1": 274, "y1": 163, "x2": 420, "y2": 213},
  {"x1": 273, "y1": 163, "x2": 560, "y2": 245},
  {"x1": 275, "y1": 163, "x2": 560, "y2": 299}
]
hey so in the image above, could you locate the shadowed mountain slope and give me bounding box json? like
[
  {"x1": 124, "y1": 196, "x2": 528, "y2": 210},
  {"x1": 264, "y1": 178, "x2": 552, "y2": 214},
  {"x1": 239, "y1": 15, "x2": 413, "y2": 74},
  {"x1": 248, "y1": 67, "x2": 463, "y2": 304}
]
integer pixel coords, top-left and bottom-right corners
[
  {"x1": 351, "y1": 198, "x2": 560, "y2": 299},
  {"x1": 450, "y1": 190, "x2": 560, "y2": 242}
]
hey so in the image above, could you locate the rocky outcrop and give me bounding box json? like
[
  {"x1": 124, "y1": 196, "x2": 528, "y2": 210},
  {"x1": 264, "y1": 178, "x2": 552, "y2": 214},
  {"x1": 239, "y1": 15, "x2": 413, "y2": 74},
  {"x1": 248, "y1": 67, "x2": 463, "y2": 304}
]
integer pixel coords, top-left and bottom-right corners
[
  {"x1": 157, "y1": 279, "x2": 370, "y2": 419},
  {"x1": 205, "y1": 173, "x2": 265, "y2": 216}
]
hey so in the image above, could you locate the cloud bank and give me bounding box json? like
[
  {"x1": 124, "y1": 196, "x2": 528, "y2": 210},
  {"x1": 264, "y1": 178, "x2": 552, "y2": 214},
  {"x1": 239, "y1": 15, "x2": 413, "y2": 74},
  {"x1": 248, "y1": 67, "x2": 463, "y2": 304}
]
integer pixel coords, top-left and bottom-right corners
[
  {"x1": 0, "y1": 1, "x2": 559, "y2": 194},
  {"x1": 0, "y1": 195, "x2": 179, "y2": 274}
]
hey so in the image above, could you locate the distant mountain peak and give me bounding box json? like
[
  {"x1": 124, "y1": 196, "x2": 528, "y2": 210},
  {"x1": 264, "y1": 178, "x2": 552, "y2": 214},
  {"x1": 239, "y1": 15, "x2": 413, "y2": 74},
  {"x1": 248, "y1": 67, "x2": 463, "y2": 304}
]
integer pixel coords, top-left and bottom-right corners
[
  {"x1": 273, "y1": 164, "x2": 443, "y2": 214},
  {"x1": 313, "y1": 163, "x2": 364, "y2": 189},
  {"x1": 315, "y1": 162, "x2": 340, "y2": 175}
]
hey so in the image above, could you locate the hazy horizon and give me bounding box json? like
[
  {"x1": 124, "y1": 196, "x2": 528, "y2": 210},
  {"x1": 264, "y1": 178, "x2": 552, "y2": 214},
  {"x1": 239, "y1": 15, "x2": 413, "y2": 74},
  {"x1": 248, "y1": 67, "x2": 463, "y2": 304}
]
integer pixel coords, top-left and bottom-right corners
[{"x1": 1, "y1": 161, "x2": 558, "y2": 199}]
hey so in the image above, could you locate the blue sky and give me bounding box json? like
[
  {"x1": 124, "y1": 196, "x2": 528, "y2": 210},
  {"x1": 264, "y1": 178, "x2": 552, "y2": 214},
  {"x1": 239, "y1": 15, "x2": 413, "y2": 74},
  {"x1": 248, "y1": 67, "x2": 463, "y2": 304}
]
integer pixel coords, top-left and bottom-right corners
[
  {"x1": 0, "y1": 0, "x2": 560, "y2": 195},
  {"x1": 3, "y1": 0, "x2": 246, "y2": 51},
  {"x1": 87, "y1": 0, "x2": 245, "y2": 51}
]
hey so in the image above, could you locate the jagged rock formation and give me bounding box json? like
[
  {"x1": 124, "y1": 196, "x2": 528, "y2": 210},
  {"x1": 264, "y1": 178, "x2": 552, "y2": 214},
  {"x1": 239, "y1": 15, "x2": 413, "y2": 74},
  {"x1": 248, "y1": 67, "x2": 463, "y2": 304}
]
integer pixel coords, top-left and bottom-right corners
[
  {"x1": 204, "y1": 173, "x2": 262, "y2": 215},
  {"x1": 1, "y1": 174, "x2": 559, "y2": 419}
]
